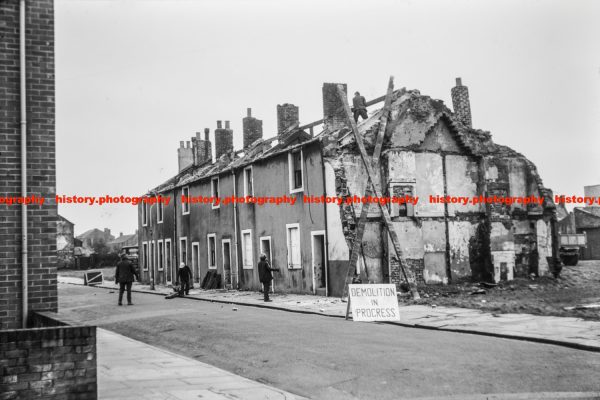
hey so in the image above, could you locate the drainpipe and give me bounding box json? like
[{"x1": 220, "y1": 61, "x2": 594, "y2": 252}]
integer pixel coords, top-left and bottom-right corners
[
  {"x1": 231, "y1": 169, "x2": 240, "y2": 289},
  {"x1": 20, "y1": 0, "x2": 28, "y2": 328},
  {"x1": 149, "y1": 199, "x2": 156, "y2": 290},
  {"x1": 319, "y1": 147, "x2": 330, "y2": 297}
]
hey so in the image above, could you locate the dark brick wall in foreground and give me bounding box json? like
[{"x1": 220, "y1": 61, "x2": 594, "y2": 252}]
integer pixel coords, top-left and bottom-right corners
[{"x1": 0, "y1": 313, "x2": 97, "y2": 399}]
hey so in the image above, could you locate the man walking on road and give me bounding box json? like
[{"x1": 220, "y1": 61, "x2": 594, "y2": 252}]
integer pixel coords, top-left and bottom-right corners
[
  {"x1": 115, "y1": 253, "x2": 139, "y2": 306},
  {"x1": 177, "y1": 262, "x2": 193, "y2": 297},
  {"x1": 258, "y1": 254, "x2": 279, "y2": 302},
  {"x1": 352, "y1": 91, "x2": 368, "y2": 122}
]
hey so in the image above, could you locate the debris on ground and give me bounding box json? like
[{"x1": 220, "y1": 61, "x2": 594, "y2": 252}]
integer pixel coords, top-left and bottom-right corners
[
  {"x1": 470, "y1": 289, "x2": 486, "y2": 295},
  {"x1": 564, "y1": 304, "x2": 600, "y2": 311}
]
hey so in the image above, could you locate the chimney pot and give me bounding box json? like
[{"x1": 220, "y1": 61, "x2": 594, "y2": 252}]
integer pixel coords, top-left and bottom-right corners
[
  {"x1": 217, "y1": 120, "x2": 222, "y2": 129},
  {"x1": 195, "y1": 132, "x2": 201, "y2": 140},
  {"x1": 225, "y1": 120, "x2": 230, "y2": 129},
  {"x1": 456, "y1": 77, "x2": 462, "y2": 86},
  {"x1": 451, "y1": 77, "x2": 472, "y2": 128},
  {"x1": 247, "y1": 108, "x2": 252, "y2": 117},
  {"x1": 186, "y1": 141, "x2": 191, "y2": 148},
  {"x1": 179, "y1": 141, "x2": 184, "y2": 148},
  {"x1": 204, "y1": 128, "x2": 210, "y2": 141}
]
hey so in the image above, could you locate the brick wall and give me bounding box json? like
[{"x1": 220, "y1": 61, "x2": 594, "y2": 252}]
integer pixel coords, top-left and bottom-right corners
[
  {"x1": 390, "y1": 258, "x2": 424, "y2": 289},
  {"x1": 0, "y1": 312, "x2": 97, "y2": 399},
  {"x1": 242, "y1": 109, "x2": 263, "y2": 148},
  {"x1": 214, "y1": 121, "x2": 233, "y2": 159},
  {"x1": 451, "y1": 78, "x2": 472, "y2": 128},
  {"x1": 322, "y1": 83, "x2": 347, "y2": 132},
  {"x1": 0, "y1": 0, "x2": 58, "y2": 330}
]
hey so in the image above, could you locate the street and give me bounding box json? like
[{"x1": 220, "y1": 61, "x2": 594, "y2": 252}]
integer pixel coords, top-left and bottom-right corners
[{"x1": 58, "y1": 284, "x2": 600, "y2": 400}]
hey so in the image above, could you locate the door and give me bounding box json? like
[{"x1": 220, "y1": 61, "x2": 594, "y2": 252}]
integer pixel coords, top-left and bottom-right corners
[
  {"x1": 222, "y1": 239, "x2": 232, "y2": 286},
  {"x1": 260, "y1": 236, "x2": 274, "y2": 293},
  {"x1": 311, "y1": 231, "x2": 327, "y2": 296}
]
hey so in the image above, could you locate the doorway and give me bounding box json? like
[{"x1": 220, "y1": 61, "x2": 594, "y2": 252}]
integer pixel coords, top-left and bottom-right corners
[
  {"x1": 311, "y1": 231, "x2": 327, "y2": 296},
  {"x1": 222, "y1": 239, "x2": 232, "y2": 287},
  {"x1": 260, "y1": 236, "x2": 274, "y2": 293},
  {"x1": 192, "y1": 242, "x2": 200, "y2": 283}
]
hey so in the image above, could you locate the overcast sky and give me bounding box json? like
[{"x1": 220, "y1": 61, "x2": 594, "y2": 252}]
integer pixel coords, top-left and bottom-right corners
[{"x1": 55, "y1": 0, "x2": 600, "y2": 236}]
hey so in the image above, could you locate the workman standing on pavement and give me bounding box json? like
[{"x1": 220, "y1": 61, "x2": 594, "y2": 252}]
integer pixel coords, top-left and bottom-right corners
[
  {"x1": 115, "y1": 253, "x2": 139, "y2": 306},
  {"x1": 258, "y1": 254, "x2": 279, "y2": 302}
]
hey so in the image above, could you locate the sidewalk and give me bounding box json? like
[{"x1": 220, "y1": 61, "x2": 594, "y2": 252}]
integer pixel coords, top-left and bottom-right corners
[
  {"x1": 98, "y1": 328, "x2": 306, "y2": 400},
  {"x1": 60, "y1": 276, "x2": 600, "y2": 352}
]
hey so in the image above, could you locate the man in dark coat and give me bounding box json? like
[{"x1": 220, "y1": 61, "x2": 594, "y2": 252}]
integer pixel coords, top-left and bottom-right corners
[
  {"x1": 115, "y1": 254, "x2": 139, "y2": 306},
  {"x1": 352, "y1": 91, "x2": 368, "y2": 122},
  {"x1": 177, "y1": 262, "x2": 193, "y2": 297},
  {"x1": 258, "y1": 254, "x2": 279, "y2": 302}
]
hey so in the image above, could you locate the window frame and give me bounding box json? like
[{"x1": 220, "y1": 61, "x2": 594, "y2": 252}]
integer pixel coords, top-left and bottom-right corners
[
  {"x1": 142, "y1": 241, "x2": 149, "y2": 271},
  {"x1": 157, "y1": 201, "x2": 164, "y2": 224},
  {"x1": 286, "y1": 223, "x2": 301, "y2": 269},
  {"x1": 210, "y1": 177, "x2": 220, "y2": 210},
  {"x1": 243, "y1": 166, "x2": 253, "y2": 197},
  {"x1": 157, "y1": 240, "x2": 164, "y2": 271},
  {"x1": 142, "y1": 203, "x2": 148, "y2": 226},
  {"x1": 241, "y1": 229, "x2": 253, "y2": 269},
  {"x1": 288, "y1": 150, "x2": 304, "y2": 194},
  {"x1": 182, "y1": 186, "x2": 190, "y2": 215},
  {"x1": 207, "y1": 233, "x2": 217, "y2": 270}
]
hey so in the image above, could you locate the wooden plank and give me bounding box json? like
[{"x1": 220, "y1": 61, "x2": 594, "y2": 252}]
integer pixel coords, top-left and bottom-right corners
[
  {"x1": 342, "y1": 77, "x2": 395, "y2": 298},
  {"x1": 336, "y1": 84, "x2": 420, "y2": 300}
]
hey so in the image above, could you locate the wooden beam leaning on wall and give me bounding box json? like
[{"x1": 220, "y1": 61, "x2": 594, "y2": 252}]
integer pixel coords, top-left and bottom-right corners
[{"x1": 337, "y1": 80, "x2": 420, "y2": 300}]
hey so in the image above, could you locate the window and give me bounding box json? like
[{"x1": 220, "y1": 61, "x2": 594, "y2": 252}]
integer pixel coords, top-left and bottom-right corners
[
  {"x1": 260, "y1": 236, "x2": 272, "y2": 264},
  {"x1": 179, "y1": 237, "x2": 188, "y2": 266},
  {"x1": 157, "y1": 240, "x2": 164, "y2": 271},
  {"x1": 182, "y1": 186, "x2": 190, "y2": 215},
  {"x1": 288, "y1": 150, "x2": 303, "y2": 193},
  {"x1": 207, "y1": 234, "x2": 217, "y2": 269},
  {"x1": 142, "y1": 242, "x2": 148, "y2": 271},
  {"x1": 390, "y1": 184, "x2": 415, "y2": 217},
  {"x1": 241, "y1": 229, "x2": 253, "y2": 269},
  {"x1": 286, "y1": 223, "x2": 301, "y2": 269},
  {"x1": 142, "y1": 203, "x2": 148, "y2": 226},
  {"x1": 157, "y1": 202, "x2": 164, "y2": 223},
  {"x1": 243, "y1": 166, "x2": 253, "y2": 197},
  {"x1": 211, "y1": 177, "x2": 220, "y2": 209}
]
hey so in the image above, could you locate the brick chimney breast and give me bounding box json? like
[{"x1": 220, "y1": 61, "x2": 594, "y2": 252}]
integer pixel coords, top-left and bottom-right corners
[
  {"x1": 322, "y1": 82, "x2": 348, "y2": 132},
  {"x1": 451, "y1": 77, "x2": 472, "y2": 128},
  {"x1": 277, "y1": 103, "x2": 299, "y2": 135},
  {"x1": 243, "y1": 107, "x2": 263, "y2": 148}
]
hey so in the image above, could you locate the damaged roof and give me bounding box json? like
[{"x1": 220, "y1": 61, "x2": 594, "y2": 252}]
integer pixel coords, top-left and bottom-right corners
[{"x1": 149, "y1": 87, "x2": 554, "y2": 206}]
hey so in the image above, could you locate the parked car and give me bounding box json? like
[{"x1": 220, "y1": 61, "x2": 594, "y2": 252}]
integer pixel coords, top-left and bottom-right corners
[{"x1": 120, "y1": 245, "x2": 139, "y2": 274}]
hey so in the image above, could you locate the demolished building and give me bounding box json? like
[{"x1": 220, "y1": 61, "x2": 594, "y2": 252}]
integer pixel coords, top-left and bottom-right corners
[{"x1": 137, "y1": 78, "x2": 559, "y2": 297}]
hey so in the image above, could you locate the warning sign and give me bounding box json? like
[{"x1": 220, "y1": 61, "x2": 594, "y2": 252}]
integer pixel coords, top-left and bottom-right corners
[{"x1": 348, "y1": 284, "x2": 400, "y2": 322}]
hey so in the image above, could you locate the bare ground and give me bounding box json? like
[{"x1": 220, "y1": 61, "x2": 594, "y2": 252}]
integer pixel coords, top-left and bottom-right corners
[{"x1": 406, "y1": 259, "x2": 600, "y2": 320}]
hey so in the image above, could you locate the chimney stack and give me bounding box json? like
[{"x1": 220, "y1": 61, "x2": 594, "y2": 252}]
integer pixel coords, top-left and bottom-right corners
[
  {"x1": 243, "y1": 107, "x2": 263, "y2": 148},
  {"x1": 277, "y1": 103, "x2": 299, "y2": 135},
  {"x1": 178, "y1": 140, "x2": 194, "y2": 172},
  {"x1": 192, "y1": 129, "x2": 212, "y2": 166},
  {"x1": 451, "y1": 77, "x2": 472, "y2": 128},
  {"x1": 322, "y1": 82, "x2": 348, "y2": 132},
  {"x1": 215, "y1": 120, "x2": 234, "y2": 159}
]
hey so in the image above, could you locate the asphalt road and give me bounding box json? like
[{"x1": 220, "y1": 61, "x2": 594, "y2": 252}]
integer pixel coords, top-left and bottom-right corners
[{"x1": 58, "y1": 283, "x2": 600, "y2": 400}]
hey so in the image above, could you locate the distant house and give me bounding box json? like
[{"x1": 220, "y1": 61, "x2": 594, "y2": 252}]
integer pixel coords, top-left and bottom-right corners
[
  {"x1": 57, "y1": 215, "x2": 75, "y2": 268},
  {"x1": 77, "y1": 228, "x2": 115, "y2": 250},
  {"x1": 107, "y1": 231, "x2": 138, "y2": 253}
]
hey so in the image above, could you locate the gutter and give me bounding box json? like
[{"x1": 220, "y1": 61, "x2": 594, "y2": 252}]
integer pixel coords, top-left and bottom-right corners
[
  {"x1": 231, "y1": 168, "x2": 240, "y2": 289},
  {"x1": 20, "y1": 0, "x2": 28, "y2": 328}
]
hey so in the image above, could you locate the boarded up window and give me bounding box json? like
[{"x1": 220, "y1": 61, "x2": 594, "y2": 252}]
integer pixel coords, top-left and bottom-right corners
[
  {"x1": 390, "y1": 184, "x2": 414, "y2": 217},
  {"x1": 287, "y1": 225, "x2": 301, "y2": 269},
  {"x1": 242, "y1": 230, "x2": 253, "y2": 268}
]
